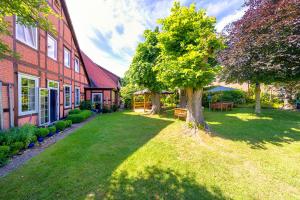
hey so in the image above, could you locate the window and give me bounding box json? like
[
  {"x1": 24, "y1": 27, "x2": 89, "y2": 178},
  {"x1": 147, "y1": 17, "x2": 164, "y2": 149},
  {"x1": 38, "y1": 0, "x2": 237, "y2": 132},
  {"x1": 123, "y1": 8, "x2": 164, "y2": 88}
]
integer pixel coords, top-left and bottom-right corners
[
  {"x1": 16, "y1": 18, "x2": 38, "y2": 49},
  {"x1": 64, "y1": 48, "x2": 71, "y2": 68},
  {"x1": 18, "y1": 74, "x2": 39, "y2": 115},
  {"x1": 75, "y1": 87, "x2": 80, "y2": 106},
  {"x1": 74, "y1": 57, "x2": 80, "y2": 73},
  {"x1": 47, "y1": 34, "x2": 57, "y2": 60},
  {"x1": 64, "y1": 85, "x2": 71, "y2": 108},
  {"x1": 39, "y1": 89, "x2": 49, "y2": 125}
]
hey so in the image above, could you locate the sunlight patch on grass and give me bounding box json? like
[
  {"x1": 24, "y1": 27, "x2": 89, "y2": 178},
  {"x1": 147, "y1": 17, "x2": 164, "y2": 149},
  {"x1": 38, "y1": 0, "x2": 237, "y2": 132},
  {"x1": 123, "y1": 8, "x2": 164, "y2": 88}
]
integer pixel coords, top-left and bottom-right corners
[
  {"x1": 226, "y1": 113, "x2": 273, "y2": 121},
  {"x1": 207, "y1": 121, "x2": 222, "y2": 125},
  {"x1": 291, "y1": 128, "x2": 300, "y2": 132}
]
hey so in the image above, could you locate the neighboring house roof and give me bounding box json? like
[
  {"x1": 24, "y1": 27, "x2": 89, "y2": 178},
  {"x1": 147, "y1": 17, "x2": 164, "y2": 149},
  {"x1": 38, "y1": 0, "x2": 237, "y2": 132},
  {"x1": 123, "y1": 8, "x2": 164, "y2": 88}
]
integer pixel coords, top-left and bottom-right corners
[
  {"x1": 207, "y1": 86, "x2": 237, "y2": 93},
  {"x1": 80, "y1": 51, "x2": 120, "y2": 90},
  {"x1": 60, "y1": 0, "x2": 91, "y2": 85}
]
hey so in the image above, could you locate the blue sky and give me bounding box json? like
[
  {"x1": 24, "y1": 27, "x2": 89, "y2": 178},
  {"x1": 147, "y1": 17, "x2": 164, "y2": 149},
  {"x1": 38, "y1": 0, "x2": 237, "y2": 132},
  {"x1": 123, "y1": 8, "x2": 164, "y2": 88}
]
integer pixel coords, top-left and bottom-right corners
[{"x1": 66, "y1": 0, "x2": 246, "y2": 77}]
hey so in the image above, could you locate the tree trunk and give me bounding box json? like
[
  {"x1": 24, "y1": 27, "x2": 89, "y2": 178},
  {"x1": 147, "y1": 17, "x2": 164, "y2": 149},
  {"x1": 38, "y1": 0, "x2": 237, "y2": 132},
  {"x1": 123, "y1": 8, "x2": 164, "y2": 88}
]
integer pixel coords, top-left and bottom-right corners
[
  {"x1": 150, "y1": 92, "x2": 160, "y2": 114},
  {"x1": 255, "y1": 82, "x2": 261, "y2": 114},
  {"x1": 186, "y1": 88, "x2": 204, "y2": 127},
  {"x1": 179, "y1": 89, "x2": 187, "y2": 108}
]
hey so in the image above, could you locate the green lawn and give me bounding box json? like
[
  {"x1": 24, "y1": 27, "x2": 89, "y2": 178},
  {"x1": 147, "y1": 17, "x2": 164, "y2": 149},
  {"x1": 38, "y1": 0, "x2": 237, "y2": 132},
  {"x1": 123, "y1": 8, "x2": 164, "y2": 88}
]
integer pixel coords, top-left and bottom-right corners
[{"x1": 0, "y1": 109, "x2": 299, "y2": 200}]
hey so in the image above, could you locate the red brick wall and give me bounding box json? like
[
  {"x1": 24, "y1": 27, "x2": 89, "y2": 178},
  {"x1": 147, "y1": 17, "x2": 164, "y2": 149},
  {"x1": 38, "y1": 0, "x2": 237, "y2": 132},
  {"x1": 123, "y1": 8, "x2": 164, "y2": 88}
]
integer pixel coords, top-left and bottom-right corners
[{"x1": 0, "y1": 0, "x2": 89, "y2": 129}]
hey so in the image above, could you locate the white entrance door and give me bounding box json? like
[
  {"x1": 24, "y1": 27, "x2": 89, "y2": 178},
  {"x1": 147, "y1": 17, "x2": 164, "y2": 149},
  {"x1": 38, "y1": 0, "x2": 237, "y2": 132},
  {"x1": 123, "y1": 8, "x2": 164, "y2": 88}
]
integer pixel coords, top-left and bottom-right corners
[
  {"x1": 92, "y1": 93, "x2": 103, "y2": 109},
  {"x1": 39, "y1": 88, "x2": 50, "y2": 126}
]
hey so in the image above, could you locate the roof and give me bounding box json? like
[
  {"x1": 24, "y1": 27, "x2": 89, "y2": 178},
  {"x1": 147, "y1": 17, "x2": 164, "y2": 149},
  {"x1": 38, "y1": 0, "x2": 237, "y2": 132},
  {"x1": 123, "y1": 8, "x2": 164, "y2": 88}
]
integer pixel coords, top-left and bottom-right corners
[
  {"x1": 60, "y1": 0, "x2": 91, "y2": 85},
  {"x1": 80, "y1": 51, "x2": 120, "y2": 90},
  {"x1": 207, "y1": 86, "x2": 237, "y2": 93}
]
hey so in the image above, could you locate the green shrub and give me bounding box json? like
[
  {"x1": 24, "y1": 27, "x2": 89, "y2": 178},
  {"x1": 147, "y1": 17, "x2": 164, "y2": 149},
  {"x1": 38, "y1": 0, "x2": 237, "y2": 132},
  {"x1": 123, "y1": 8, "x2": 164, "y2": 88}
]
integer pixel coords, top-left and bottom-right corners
[
  {"x1": 48, "y1": 126, "x2": 56, "y2": 134},
  {"x1": 66, "y1": 110, "x2": 92, "y2": 123},
  {"x1": 102, "y1": 106, "x2": 111, "y2": 113},
  {"x1": 10, "y1": 142, "x2": 24, "y2": 155},
  {"x1": 35, "y1": 128, "x2": 49, "y2": 138},
  {"x1": 55, "y1": 121, "x2": 66, "y2": 132},
  {"x1": 203, "y1": 89, "x2": 246, "y2": 107},
  {"x1": 112, "y1": 105, "x2": 118, "y2": 112},
  {"x1": 0, "y1": 146, "x2": 10, "y2": 167},
  {"x1": 64, "y1": 120, "x2": 72, "y2": 128},
  {"x1": 80, "y1": 100, "x2": 92, "y2": 110},
  {"x1": 69, "y1": 109, "x2": 81, "y2": 115}
]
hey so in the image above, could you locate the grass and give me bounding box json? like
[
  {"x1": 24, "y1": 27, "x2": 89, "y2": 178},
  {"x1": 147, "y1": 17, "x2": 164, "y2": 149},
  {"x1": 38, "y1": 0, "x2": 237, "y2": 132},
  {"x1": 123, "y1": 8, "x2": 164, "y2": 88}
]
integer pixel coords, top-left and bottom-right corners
[{"x1": 0, "y1": 109, "x2": 299, "y2": 199}]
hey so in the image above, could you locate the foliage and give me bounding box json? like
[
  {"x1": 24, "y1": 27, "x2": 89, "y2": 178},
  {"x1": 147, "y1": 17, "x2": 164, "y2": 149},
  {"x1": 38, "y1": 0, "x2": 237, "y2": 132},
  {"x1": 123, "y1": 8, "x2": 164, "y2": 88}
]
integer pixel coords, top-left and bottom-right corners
[
  {"x1": 35, "y1": 128, "x2": 49, "y2": 138},
  {"x1": 0, "y1": 0, "x2": 57, "y2": 59},
  {"x1": 203, "y1": 90, "x2": 246, "y2": 107},
  {"x1": 155, "y1": 2, "x2": 225, "y2": 89},
  {"x1": 55, "y1": 121, "x2": 66, "y2": 132},
  {"x1": 48, "y1": 126, "x2": 56, "y2": 134},
  {"x1": 102, "y1": 106, "x2": 112, "y2": 113},
  {"x1": 127, "y1": 28, "x2": 163, "y2": 93},
  {"x1": 10, "y1": 142, "x2": 24, "y2": 155},
  {"x1": 220, "y1": 0, "x2": 300, "y2": 85},
  {"x1": 80, "y1": 100, "x2": 92, "y2": 110},
  {"x1": 111, "y1": 105, "x2": 118, "y2": 112},
  {"x1": 69, "y1": 109, "x2": 81, "y2": 115},
  {"x1": 66, "y1": 110, "x2": 92, "y2": 123},
  {"x1": 120, "y1": 83, "x2": 142, "y2": 109},
  {"x1": 0, "y1": 146, "x2": 10, "y2": 167},
  {"x1": 64, "y1": 120, "x2": 72, "y2": 128}
]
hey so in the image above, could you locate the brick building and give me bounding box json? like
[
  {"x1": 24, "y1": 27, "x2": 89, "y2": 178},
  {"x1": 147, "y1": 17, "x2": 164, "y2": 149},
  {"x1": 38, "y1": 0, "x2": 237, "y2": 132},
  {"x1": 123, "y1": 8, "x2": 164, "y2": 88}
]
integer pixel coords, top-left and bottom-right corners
[
  {"x1": 0, "y1": 0, "x2": 90, "y2": 129},
  {"x1": 81, "y1": 51, "x2": 121, "y2": 110}
]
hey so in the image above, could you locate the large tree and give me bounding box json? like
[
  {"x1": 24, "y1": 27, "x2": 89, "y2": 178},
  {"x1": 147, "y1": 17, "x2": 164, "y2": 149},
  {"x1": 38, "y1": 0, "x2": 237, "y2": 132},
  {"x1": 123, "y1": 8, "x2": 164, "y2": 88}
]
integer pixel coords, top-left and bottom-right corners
[
  {"x1": 0, "y1": 0, "x2": 56, "y2": 59},
  {"x1": 128, "y1": 28, "x2": 164, "y2": 114},
  {"x1": 156, "y1": 2, "x2": 224, "y2": 127},
  {"x1": 220, "y1": 0, "x2": 300, "y2": 113}
]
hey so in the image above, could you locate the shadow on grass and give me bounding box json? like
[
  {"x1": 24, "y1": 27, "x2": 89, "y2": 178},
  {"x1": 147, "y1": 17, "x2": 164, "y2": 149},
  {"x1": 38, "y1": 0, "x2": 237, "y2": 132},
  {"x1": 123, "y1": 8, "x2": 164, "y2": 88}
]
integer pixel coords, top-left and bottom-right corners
[
  {"x1": 205, "y1": 108, "x2": 300, "y2": 149},
  {"x1": 86, "y1": 166, "x2": 229, "y2": 200}
]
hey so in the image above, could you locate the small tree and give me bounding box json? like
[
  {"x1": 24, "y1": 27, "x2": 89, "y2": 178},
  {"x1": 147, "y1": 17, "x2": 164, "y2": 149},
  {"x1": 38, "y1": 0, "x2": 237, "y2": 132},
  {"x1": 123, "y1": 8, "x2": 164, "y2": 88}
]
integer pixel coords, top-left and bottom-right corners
[
  {"x1": 128, "y1": 28, "x2": 164, "y2": 114},
  {"x1": 0, "y1": 0, "x2": 56, "y2": 59},
  {"x1": 156, "y1": 2, "x2": 224, "y2": 127},
  {"x1": 220, "y1": 0, "x2": 300, "y2": 113}
]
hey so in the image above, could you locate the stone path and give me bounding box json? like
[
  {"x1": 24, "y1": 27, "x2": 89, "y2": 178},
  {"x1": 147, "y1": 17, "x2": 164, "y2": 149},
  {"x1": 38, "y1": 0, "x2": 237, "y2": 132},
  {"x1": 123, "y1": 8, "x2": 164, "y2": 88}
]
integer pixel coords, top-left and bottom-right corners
[{"x1": 0, "y1": 115, "x2": 96, "y2": 178}]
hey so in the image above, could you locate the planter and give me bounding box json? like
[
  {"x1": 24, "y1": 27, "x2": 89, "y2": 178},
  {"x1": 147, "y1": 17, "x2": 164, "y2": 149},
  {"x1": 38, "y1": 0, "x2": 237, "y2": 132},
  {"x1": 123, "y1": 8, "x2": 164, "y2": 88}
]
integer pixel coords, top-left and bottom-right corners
[
  {"x1": 47, "y1": 133, "x2": 54, "y2": 137},
  {"x1": 37, "y1": 137, "x2": 44, "y2": 143},
  {"x1": 28, "y1": 142, "x2": 35, "y2": 149},
  {"x1": 56, "y1": 129, "x2": 60, "y2": 134}
]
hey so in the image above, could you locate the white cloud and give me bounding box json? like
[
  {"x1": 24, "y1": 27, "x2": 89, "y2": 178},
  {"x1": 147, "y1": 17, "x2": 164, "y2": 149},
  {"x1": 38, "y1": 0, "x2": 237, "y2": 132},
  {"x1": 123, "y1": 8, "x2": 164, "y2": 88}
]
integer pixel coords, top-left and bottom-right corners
[{"x1": 216, "y1": 7, "x2": 247, "y2": 32}]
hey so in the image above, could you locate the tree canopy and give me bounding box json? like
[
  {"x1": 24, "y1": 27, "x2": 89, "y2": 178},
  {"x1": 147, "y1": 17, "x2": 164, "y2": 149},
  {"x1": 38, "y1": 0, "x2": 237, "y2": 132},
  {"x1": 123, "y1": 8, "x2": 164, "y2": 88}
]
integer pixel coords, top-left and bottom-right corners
[
  {"x1": 220, "y1": 0, "x2": 300, "y2": 84},
  {"x1": 155, "y1": 2, "x2": 225, "y2": 90},
  {"x1": 0, "y1": 0, "x2": 56, "y2": 59}
]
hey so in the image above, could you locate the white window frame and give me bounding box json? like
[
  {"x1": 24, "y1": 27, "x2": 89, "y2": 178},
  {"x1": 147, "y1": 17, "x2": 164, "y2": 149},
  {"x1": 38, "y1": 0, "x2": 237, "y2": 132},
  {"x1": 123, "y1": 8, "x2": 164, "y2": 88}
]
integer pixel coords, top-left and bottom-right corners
[
  {"x1": 92, "y1": 93, "x2": 103, "y2": 109},
  {"x1": 47, "y1": 34, "x2": 57, "y2": 60},
  {"x1": 75, "y1": 87, "x2": 80, "y2": 106},
  {"x1": 15, "y1": 17, "x2": 38, "y2": 50},
  {"x1": 74, "y1": 57, "x2": 80, "y2": 73},
  {"x1": 64, "y1": 47, "x2": 71, "y2": 68},
  {"x1": 64, "y1": 85, "x2": 72, "y2": 108},
  {"x1": 18, "y1": 73, "x2": 39, "y2": 116},
  {"x1": 39, "y1": 88, "x2": 50, "y2": 126}
]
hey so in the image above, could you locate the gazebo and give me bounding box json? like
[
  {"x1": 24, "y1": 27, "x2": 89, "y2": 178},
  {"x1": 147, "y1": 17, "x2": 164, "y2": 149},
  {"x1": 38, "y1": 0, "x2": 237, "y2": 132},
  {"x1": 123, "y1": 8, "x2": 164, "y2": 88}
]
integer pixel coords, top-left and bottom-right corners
[{"x1": 133, "y1": 89, "x2": 174, "y2": 112}]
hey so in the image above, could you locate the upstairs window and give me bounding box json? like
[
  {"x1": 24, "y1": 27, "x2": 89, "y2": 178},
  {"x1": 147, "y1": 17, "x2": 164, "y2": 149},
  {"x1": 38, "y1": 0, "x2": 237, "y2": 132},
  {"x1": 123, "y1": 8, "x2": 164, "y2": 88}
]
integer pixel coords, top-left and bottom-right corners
[
  {"x1": 16, "y1": 18, "x2": 38, "y2": 49},
  {"x1": 74, "y1": 57, "x2": 80, "y2": 73},
  {"x1": 47, "y1": 34, "x2": 57, "y2": 60},
  {"x1": 64, "y1": 48, "x2": 71, "y2": 68}
]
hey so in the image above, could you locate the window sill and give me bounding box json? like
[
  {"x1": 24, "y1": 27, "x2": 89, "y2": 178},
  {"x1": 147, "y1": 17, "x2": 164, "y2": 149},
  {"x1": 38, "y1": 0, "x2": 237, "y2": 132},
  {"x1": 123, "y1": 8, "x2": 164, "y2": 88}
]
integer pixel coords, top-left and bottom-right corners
[{"x1": 16, "y1": 39, "x2": 38, "y2": 51}]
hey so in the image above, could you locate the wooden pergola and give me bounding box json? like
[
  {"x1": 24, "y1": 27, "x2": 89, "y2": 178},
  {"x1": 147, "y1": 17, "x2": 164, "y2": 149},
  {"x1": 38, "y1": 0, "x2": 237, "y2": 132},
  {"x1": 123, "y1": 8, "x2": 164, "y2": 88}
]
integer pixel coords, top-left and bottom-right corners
[{"x1": 133, "y1": 89, "x2": 174, "y2": 112}]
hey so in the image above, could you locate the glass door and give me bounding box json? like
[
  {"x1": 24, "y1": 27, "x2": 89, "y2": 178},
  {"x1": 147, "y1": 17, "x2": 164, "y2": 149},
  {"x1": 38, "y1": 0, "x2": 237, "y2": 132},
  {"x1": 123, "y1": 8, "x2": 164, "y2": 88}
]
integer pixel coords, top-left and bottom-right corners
[
  {"x1": 92, "y1": 93, "x2": 103, "y2": 110},
  {"x1": 39, "y1": 88, "x2": 50, "y2": 125}
]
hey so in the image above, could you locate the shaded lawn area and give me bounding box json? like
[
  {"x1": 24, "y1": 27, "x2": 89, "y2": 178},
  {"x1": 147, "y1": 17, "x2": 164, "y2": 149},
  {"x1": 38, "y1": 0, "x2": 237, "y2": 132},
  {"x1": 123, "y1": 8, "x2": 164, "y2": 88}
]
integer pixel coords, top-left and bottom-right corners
[{"x1": 0, "y1": 109, "x2": 299, "y2": 199}]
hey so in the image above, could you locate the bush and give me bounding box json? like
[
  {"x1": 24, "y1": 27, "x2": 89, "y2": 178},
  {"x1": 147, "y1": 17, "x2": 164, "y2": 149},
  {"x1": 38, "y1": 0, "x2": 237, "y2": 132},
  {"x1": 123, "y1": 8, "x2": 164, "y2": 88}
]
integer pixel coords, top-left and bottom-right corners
[
  {"x1": 203, "y1": 90, "x2": 246, "y2": 107},
  {"x1": 64, "y1": 120, "x2": 72, "y2": 128},
  {"x1": 112, "y1": 104, "x2": 118, "y2": 112},
  {"x1": 48, "y1": 126, "x2": 56, "y2": 134},
  {"x1": 66, "y1": 110, "x2": 92, "y2": 123},
  {"x1": 55, "y1": 121, "x2": 66, "y2": 132},
  {"x1": 0, "y1": 146, "x2": 10, "y2": 167},
  {"x1": 102, "y1": 106, "x2": 111, "y2": 113},
  {"x1": 35, "y1": 128, "x2": 49, "y2": 138},
  {"x1": 69, "y1": 109, "x2": 81, "y2": 115},
  {"x1": 10, "y1": 142, "x2": 24, "y2": 155},
  {"x1": 80, "y1": 100, "x2": 92, "y2": 110}
]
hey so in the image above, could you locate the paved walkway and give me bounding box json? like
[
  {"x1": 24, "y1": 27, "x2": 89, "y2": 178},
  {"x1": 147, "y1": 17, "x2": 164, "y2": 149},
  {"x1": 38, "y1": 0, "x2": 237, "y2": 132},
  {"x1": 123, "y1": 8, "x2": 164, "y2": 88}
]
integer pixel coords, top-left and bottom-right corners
[{"x1": 0, "y1": 115, "x2": 96, "y2": 178}]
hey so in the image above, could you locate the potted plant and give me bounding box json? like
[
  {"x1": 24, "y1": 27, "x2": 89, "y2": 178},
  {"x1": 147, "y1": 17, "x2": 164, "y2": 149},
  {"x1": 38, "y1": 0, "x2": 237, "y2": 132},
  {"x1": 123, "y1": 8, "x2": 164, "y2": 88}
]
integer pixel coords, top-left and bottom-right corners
[
  {"x1": 55, "y1": 121, "x2": 66, "y2": 133},
  {"x1": 35, "y1": 128, "x2": 49, "y2": 143}
]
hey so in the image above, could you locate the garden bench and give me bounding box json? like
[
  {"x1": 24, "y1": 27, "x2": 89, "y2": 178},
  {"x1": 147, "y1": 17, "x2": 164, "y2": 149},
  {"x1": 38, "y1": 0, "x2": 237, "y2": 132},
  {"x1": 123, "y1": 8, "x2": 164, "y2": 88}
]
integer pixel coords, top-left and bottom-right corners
[
  {"x1": 211, "y1": 102, "x2": 233, "y2": 111},
  {"x1": 174, "y1": 108, "x2": 187, "y2": 119}
]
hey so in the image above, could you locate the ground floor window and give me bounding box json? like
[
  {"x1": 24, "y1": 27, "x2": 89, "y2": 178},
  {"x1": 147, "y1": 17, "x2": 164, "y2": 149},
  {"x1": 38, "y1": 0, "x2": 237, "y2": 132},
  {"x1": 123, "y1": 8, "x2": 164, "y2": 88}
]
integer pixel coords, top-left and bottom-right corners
[
  {"x1": 18, "y1": 74, "x2": 39, "y2": 116},
  {"x1": 75, "y1": 87, "x2": 80, "y2": 106},
  {"x1": 39, "y1": 88, "x2": 49, "y2": 125},
  {"x1": 92, "y1": 93, "x2": 103, "y2": 110},
  {"x1": 64, "y1": 85, "x2": 71, "y2": 108}
]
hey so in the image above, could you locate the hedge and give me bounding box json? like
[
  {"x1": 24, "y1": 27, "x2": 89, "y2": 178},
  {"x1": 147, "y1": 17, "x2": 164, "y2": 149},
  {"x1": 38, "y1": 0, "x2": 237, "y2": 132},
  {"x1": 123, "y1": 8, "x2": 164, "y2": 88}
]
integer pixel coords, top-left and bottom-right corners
[
  {"x1": 55, "y1": 121, "x2": 66, "y2": 132},
  {"x1": 66, "y1": 110, "x2": 92, "y2": 123}
]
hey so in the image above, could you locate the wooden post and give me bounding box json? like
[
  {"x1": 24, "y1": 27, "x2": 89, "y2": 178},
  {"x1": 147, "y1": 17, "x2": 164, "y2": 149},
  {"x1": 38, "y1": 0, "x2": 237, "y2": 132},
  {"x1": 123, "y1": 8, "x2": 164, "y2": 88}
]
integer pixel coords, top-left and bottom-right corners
[
  {"x1": 144, "y1": 94, "x2": 146, "y2": 112},
  {"x1": 0, "y1": 81, "x2": 3, "y2": 130},
  {"x1": 133, "y1": 95, "x2": 135, "y2": 110},
  {"x1": 8, "y1": 84, "x2": 14, "y2": 128}
]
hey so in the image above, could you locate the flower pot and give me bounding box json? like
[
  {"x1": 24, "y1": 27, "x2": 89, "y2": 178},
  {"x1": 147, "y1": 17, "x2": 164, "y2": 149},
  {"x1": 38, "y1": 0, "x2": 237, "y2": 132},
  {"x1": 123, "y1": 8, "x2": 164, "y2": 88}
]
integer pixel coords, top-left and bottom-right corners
[
  {"x1": 37, "y1": 137, "x2": 44, "y2": 143},
  {"x1": 28, "y1": 142, "x2": 35, "y2": 148},
  {"x1": 47, "y1": 133, "x2": 54, "y2": 137},
  {"x1": 56, "y1": 129, "x2": 60, "y2": 134}
]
